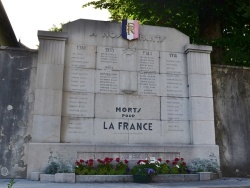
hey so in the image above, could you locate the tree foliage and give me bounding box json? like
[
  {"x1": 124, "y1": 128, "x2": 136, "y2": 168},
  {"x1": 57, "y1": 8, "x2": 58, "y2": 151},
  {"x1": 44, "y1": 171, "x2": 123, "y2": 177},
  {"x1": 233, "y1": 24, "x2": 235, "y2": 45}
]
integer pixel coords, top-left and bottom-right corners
[{"x1": 83, "y1": 0, "x2": 250, "y2": 66}]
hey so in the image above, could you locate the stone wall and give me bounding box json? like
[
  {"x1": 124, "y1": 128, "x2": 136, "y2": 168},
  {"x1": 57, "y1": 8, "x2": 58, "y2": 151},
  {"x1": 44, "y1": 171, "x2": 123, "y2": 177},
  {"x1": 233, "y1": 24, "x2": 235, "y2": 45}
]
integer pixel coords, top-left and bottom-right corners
[
  {"x1": 212, "y1": 65, "x2": 250, "y2": 177},
  {"x1": 0, "y1": 48, "x2": 37, "y2": 178},
  {"x1": 0, "y1": 48, "x2": 250, "y2": 178}
]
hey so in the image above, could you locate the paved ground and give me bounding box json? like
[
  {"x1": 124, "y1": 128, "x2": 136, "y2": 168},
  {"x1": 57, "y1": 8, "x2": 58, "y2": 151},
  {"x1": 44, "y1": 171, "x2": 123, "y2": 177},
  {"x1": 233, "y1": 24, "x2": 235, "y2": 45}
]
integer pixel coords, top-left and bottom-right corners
[{"x1": 1, "y1": 178, "x2": 250, "y2": 188}]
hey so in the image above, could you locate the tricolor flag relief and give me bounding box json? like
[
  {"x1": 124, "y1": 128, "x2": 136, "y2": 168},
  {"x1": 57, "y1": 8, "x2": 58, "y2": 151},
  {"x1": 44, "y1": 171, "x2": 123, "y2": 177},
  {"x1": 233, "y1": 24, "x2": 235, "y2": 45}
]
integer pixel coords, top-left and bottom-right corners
[{"x1": 122, "y1": 20, "x2": 139, "y2": 40}]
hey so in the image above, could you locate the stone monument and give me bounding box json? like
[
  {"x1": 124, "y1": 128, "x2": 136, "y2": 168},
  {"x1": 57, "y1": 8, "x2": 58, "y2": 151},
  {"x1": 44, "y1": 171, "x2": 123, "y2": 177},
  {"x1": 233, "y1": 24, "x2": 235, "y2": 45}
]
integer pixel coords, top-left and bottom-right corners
[{"x1": 27, "y1": 19, "x2": 219, "y2": 177}]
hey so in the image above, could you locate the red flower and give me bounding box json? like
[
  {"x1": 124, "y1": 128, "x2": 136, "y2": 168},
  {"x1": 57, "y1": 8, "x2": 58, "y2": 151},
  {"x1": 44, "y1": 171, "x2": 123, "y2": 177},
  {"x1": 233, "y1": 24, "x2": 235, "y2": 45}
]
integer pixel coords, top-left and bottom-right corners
[
  {"x1": 116, "y1": 158, "x2": 120, "y2": 162},
  {"x1": 174, "y1": 158, "x2": 179, "y2": 162},
  {"x1": 80, "y1": 159, "x2": 84, "y2": 163},
  {"x1": 104, "y1": 157, "x2": 109, "y2": 162},
  {"x1": 180, "y1": 158, "x2": 184, "y2": 161},
  {"x1": 157, "y1": 158, "x2": 162, "y2": 162},
  {"x1": 172, "y1": 161, "x2": 177, "y2": 165},
  {"x1": 137, "y1": 160, "x2": 142, "y2": 165},
  {"x1": 75, "y1": 161, "x2": 80, "y2": 165},
  {"x1": 182, "y1": 162, "x2": 186, "y2": 166},
  {"x1": 89, "y1": 162, "x2": 94, "y2": 167},
  {"x1": 89, "y1": 159, "x2": 94, "y2": 163},
  {"x1": 124, "y1": 159, "x2": 129, "y2": 164},
  {"x1": 166, "y1": 160, "x2": 170, "y2": 163}
]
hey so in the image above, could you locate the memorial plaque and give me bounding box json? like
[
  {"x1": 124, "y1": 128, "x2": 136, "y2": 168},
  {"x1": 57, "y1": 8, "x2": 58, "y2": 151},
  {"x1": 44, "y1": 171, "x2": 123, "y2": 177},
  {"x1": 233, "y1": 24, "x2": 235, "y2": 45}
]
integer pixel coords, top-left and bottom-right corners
[
  {"x1": 161, "y1": 97, "x2": 189, "y2": 121},
  {"x1": 95, "y1": 70, "x2": 119, "y2": 94},
  {"x1": 65, "y1": 44, "x2": 96, "y2": 68},
  {"x1": 95, "y1": 94, "x2": 160, "y2": 120},
  {"x1": 137, "y1": 50, "x2": 159, "y2": 73},
  {"x1": 138, "y1": 72, "x2": 159, "y2": 96},
  {"x1": 61, "y1": 117, "x2": 94, "y2": 142},
  {"x1": 160, "y1": 52, "x2": 186, "y2": 74},
  {"x1": 63, "y1": 68, "x2": 95, "y2": 92},
  {"x1": 62, "y1": 92, "x2": 94, "y2": 117},
  {"x1": 160, "y1": 74, "x2": 188, "y2": 97},
  {"x1": 161, "y1": 121, "x2": 190, "y2": 144}
]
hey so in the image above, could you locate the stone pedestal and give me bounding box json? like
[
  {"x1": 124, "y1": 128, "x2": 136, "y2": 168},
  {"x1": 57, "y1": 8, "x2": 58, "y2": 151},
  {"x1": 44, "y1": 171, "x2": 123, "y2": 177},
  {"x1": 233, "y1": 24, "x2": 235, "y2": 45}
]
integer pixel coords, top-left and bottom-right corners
[
  {"x1": 32, "y1": 31, "x2": 67, "y2": 143},
  {"x1": 185, "y1": 45, "x2": 215, "y2": 145}
]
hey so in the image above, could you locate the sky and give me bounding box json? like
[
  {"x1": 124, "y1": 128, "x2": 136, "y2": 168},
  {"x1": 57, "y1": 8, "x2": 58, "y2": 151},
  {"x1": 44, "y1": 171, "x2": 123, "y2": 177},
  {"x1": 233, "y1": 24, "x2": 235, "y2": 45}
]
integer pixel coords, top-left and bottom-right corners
[{"x1": 1, "y1": 0, "x2": 110, "y2": 49}]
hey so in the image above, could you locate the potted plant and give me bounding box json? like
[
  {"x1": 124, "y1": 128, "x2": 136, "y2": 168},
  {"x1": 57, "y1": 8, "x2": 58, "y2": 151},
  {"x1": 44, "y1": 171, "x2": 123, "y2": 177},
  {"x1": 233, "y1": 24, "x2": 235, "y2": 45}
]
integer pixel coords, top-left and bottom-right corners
[{"x1": 130, "y1": 158, "x2": 159, "y2": 183}]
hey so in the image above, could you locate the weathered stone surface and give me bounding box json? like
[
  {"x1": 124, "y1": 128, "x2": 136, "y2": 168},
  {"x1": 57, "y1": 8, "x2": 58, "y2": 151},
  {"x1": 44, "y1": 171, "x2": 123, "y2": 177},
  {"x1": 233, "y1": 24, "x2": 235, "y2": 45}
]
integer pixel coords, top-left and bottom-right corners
[
  {"x1": 93, "y1": 118, "x2": 129, "y2": 144},
  {"x1": 160, "y1": 74, "x2": 188, "y2": 97},
  {"x1": 61, "y1": 117, "x2": 94, "y2": 143},
  {"x1": 76, "y1": 175, "x2": 133, "y2": 183},
  {"x1": 120, "y1": 71, "x2": 137, "y2": 94},
  {"x1": 55, "y1": 173, "x2": 75, "y2": 183},
  {"x1": 34, "y1": 89, "x2": 62, "y2": 116},
  {"x1": 198, "y1": 172, "x2": 212, "y2": 181},
  {"x1": 212, "y1": 65, "x2": 250, "y2": 177},
  {"x1": 137, "y1": 50, "x2": 159, "y2": 73},
  {"x1": 62, "y1": 92, "x2": 94, "y2": 117},
  {"x1": 36, "y1": 63, "x2": 64, "y2": 89},
  {"x1": 138, "y1": 72, "x2": 159, "y2": 96},
  {"x1": 63, "y1": 67, "x2": 95, "y2": 93},
  {"x1": 38, "y1": 31, "x2": 67, "y2": 65},
  {"x1": 40, "y1": 174, "x2": 55, "y2": 182},
  {"x1": 95, "y1": 94, "x2": 160, "y2": 120},
  {"x1": 30, "y1": 172, "x2": 41, "y2": 181},
  {"x1": 161, "y1": 97, "x2": 189, "y2": 121},
  {"x1": 62, "y1": 19, "x2": 190, "y2": 52},
  {"x1": 32, "y1": 115, "x2": 61, "y2": 143},
  {"x1": 95, "y1": 70, "x2": 120, "y2": 94},
  {"x1": 189, "y1": 97, "x2": 214, "y2": 121},
  {"x1": 188, "y1": 74, "x2": 213, "y2": 97},
  {"x1": 160, "y1": 52, "x2": 187, "y2": 74},
  {"x1": 191, "y1": 121, "x2": 215, "y2": 145},
  {"x1": 161, "y1": 121, "x2": 190, "y2": 144},
  {"x1": 0, "y1": 49, "x2": 37, "y2": 178},
  {"x1": 65, "y1": 44, "x2": 96, "y2": 68}
]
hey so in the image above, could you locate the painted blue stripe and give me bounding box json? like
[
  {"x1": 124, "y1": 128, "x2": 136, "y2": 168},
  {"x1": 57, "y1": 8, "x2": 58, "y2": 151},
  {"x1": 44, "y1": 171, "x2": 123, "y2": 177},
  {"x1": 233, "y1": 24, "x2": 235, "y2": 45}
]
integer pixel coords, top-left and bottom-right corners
[{"x1": 122, "y1": 19, "x2": 127, "y2": 39}]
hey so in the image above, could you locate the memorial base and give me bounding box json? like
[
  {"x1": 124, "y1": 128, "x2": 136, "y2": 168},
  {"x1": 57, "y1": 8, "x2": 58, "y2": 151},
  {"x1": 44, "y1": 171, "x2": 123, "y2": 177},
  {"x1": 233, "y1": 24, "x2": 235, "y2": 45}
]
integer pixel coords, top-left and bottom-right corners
[{"x1": 27, "y1": 143, "x2": 219, "y2": 179}]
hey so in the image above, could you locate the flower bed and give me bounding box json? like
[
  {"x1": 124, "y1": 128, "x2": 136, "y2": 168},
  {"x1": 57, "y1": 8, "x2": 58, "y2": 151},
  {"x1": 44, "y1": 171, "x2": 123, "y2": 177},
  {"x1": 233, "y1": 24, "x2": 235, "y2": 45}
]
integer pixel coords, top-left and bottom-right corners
[{"x1": 35, "y1": 155, "x2": 220, "y2": 183}]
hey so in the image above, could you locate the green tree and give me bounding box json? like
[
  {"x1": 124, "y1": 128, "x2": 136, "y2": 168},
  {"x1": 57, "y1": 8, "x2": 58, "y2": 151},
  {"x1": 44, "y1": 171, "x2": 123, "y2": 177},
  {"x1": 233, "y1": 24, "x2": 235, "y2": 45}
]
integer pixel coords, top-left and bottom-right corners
[{"x1": 83, "y1": 0, "x2": 250, "y2": 66}]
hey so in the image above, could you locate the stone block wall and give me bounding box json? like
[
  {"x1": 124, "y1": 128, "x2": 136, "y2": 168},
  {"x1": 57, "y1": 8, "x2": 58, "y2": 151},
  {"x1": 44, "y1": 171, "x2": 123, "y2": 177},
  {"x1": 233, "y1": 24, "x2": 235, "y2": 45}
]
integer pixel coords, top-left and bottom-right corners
[
  {"x1": 212, "y1": 65, "x2": 250, "y2": 177},
  {"x1": 0, "y1": 48, "x2": 37, "y2": 178}
]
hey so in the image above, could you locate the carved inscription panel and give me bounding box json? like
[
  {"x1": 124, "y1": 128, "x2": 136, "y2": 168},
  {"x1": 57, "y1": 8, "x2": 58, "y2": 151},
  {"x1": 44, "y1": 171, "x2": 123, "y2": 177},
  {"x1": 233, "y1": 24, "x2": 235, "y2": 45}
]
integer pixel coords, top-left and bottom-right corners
[
  {"x1": 160, "y1": 52, "x2": 186, "y2": 74},
  {"x1": 62, "y1": 36, "x2": 190, "y2": 145},
  {"x1": 65, "y1": 44, "x2": 96, "y2": 68}
]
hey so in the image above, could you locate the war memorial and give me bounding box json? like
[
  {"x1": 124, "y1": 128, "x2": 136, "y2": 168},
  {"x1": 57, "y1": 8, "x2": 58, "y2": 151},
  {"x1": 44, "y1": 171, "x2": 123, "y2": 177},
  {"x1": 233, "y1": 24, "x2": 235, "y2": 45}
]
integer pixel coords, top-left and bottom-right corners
[{"x1": 26, "y1": 19, "x2": 219, "y2": 178}]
